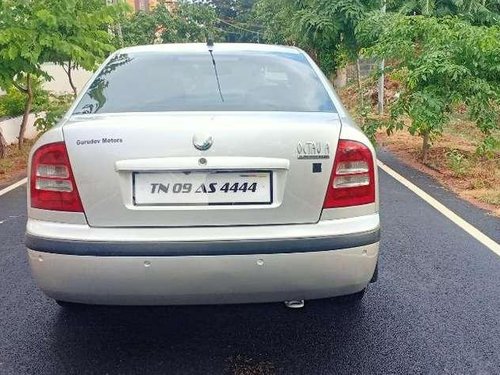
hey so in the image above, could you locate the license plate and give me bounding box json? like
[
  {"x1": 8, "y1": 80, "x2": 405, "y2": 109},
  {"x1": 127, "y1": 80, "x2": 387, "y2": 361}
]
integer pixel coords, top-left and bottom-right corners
[{"x1": 133, "y1": 171, "x2": 273, "y2": 206}]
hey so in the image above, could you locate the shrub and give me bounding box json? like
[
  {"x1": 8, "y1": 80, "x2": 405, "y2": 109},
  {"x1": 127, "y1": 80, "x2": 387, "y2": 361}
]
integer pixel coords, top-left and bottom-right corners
[
  {"x1": 34, "y1": 94, "x2": 74, "y2": 132},
  {"x1": 358, "y1": 15, "x2": 500, "y2": 163},
  {"x1": 446, "y1": 149, "x2": 470, "y2": 177},
  {"x1": 0, "y1": 87, "x2": 25, "y2": 118},
  {"x1": 0, "y1": 82, "x2": 50, "y2": 119}
]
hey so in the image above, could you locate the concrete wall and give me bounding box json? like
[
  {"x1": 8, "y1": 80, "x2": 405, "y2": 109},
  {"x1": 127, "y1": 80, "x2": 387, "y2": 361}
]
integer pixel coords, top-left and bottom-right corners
[
  {"x1": 0, "y1": 114, "x2": 41, "y2": 145},
  {"x1": 0, "y1": 64, "x2": 93, "y2": 96},
  {"x1": 42, "y1": 63, "x2": 93, "y2": 94}
]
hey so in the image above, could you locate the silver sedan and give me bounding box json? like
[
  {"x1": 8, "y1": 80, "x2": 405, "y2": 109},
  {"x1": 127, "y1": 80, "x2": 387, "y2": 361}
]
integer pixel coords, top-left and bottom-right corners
[{"x1": 26, "y1": 43, "x2": 379, "y2": 307}]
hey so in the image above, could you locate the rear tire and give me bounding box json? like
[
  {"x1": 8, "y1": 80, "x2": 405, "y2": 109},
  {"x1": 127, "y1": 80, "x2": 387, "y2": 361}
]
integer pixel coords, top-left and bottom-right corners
[
  {"x1": 334, "y1": 287, "x2": 367, "y2": 304},
  {"x1": 55, "y1": 300, "x2": 83, "y2": 309}
]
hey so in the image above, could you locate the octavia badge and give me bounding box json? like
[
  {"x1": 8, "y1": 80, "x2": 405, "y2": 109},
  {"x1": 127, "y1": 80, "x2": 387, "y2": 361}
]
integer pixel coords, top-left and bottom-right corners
[{"x1": 193, "y1": 133, "x2": 213, "y2": 151}]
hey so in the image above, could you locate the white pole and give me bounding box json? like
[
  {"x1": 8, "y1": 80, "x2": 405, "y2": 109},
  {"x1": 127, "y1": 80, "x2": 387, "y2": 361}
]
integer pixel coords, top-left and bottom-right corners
[
  {"x1": 378, "y1": 0, "x2": 386, "y2": 115},
  {"x1": 107, "y1": 0, "x2": 124, "y2": 47}
]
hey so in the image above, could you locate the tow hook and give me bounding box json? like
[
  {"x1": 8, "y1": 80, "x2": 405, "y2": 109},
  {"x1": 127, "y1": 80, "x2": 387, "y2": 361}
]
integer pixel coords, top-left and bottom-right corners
[{"x1": 284, "y1": 300, "x2": 305, "y2": 309}]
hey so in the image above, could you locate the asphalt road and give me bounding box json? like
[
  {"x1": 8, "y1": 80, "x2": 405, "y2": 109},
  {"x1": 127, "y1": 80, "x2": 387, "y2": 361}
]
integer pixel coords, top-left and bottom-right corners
[{"x1": 0, "y1": 156, "x2": 499, "y2": 375}]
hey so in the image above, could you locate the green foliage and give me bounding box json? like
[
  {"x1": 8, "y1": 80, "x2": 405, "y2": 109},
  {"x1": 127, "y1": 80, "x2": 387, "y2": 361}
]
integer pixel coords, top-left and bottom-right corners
[
  {"x1": 446, "y1": 149, "x2": 470, "y2": 177},
  {"x1": 0, "y1": 0, "x2": 127, "y2": 86},
  {"x1": 254, "y1": 0, "x2": 379, "y2": 75},
  {"x1": 477, "y1": 134, "x2": 500, "y2": 158},
  {"x1": 34, "y1": 94, "x2": 74, "y2": 132},
  {"x1": 358, "y1": 15, "x2": 500, "y2": 159},
  {"x1": 355, "y1": 102, "x2": 381, "y2": 145},
  {"x1": 0, "y1": 87, "x2": 25, "y2": 118},
  {"x1": 360, "y1": 117, "x2": 381, "y2": 145},
  {"x1": 0, "y1": 0, "x2": 128, "y2": 148},
  {"x1": 44, "y1": 0, "x2": 130, "y2": 72},
  {"x1": 206, "y1": 0, "x2": 259, "y2": 42},
  {"x1": 0, "y1": 81, "x2": 49, "y2": 119},
  {"x1": 254, "y1": 0, "x2": 500, "y2": 75},
  {"x1": 121, "y1": 10, "x2": 159, "y2": 45},
  {"x1": 122, "y1": 0, "x2": 219, "y2": 46},
  {"x1": 388, "y1": 0, "x2": 500, "y2": 25},
  {"x1": 168, "y1": 1, "x2": 219, "y2": 42},
  {"x1": 0, "y1": 1, "x2": 45, "y2": 85}
]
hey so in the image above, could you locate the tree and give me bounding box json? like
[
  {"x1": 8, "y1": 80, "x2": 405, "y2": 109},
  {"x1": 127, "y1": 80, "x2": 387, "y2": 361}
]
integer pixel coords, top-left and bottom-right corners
[
  {"x1": 47, "y1": 0, "x2": 130, "y2": 97},
  {"x1": 357, "y1": 14, "x2": 500, "y2": 162},
  {"x1": 122, "y1": 9, "x2": 161, "y2": 46},
  {"x1": 254, "y1": 0, "x2": 379, "y2": 83},
  {"x1": 0, "y1": 1, "x2": 47, "y2": 150},
  {"x1": 166, "y1": 0, "x2": 219, "y2": 42},
  {"x1": 389, "y1": 0, "x2": 500, "y2": 25},
  {"x1": 0, "y1": 0, "x2": 128, "y2": 149},
  {"x1": 204, "y1": 0, "x2": 260, "y2": 42},
  {"x1": 0, "y1": 130, "x2": 6, "y2": 159},
  {"x1": 122, "y1": 0, "x2": 219, "y2": 46}
]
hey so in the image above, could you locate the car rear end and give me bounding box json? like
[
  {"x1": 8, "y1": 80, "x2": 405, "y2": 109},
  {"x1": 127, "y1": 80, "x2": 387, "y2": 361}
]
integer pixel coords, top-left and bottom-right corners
[{"x1": 26, "y1": 44, "x2": 379, "y2": 305}]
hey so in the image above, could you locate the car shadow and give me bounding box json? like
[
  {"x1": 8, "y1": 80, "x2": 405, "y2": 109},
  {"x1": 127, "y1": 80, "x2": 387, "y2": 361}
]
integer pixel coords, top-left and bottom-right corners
[{"x1": 48, "y1": 299, "x2": 373, "y2": 374}]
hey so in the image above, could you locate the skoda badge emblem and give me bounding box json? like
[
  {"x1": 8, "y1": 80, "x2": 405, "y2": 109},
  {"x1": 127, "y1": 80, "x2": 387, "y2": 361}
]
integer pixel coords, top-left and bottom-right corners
[{"x1": 193, "y1": 133, "x2": 213, "y2": 151}]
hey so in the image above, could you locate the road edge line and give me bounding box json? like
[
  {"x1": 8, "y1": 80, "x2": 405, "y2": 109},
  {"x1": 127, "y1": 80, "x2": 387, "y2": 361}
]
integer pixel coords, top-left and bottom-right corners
[
  {"x1": 0, "y1": 177, "x2": 27, "y2": 197},
  {"x1": 378, "y1": 160, "x2": 500, "y2": 257}
]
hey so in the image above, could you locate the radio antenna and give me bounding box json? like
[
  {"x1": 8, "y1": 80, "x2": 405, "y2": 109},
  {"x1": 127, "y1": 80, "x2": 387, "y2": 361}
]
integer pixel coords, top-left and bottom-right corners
[{"x1": 206, "y1": 40, "x2": 224, "y2": 102}]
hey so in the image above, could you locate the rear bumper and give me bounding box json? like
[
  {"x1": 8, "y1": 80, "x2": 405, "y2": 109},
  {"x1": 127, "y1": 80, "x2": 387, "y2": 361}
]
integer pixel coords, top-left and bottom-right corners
[
  {"x1": 26, "y1": 214, "x2": 380, "y2": 305},
  {"x1": 28, "y1": 243, "x2": 378, "y2": 305}
]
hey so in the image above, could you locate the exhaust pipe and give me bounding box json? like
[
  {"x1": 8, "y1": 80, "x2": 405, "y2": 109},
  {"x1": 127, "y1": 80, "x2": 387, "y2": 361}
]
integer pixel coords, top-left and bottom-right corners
[{"x1": 284, "y1": 300, "x2": 305, "y2": 309}]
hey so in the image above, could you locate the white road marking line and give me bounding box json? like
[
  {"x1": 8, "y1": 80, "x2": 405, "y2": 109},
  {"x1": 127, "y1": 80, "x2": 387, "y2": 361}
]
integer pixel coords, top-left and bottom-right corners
[
  {"x1": 0, "y1": 215, "x2": 23, "y2": 225},
  {"x1": 0, "y1": 178, "x2": 27, "y2": 198},
  {"x1": 378, "y1": 160, "x2": 500, "y2": 256}
]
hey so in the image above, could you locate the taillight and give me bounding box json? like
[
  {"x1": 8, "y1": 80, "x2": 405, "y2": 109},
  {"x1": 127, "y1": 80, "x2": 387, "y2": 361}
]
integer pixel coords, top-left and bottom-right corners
[
  {"x1": 30, "y1": 142, "x2": 84, "y2": 212},
  {"x1": 323, "y1": 140, "x2": 375, "y2": 208}
]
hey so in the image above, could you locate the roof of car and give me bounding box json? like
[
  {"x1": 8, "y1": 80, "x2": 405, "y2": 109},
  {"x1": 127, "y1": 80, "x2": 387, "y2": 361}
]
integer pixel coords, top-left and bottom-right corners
[{"x1": 118, "y1": 43, "x2": 303, "y2": 55}]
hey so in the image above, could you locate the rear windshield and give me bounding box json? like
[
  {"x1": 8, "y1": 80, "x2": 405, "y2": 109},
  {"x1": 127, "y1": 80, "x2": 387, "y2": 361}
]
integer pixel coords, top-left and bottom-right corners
[{"x1": 72, "y1": 50, "x2": 336, "y2": 114}]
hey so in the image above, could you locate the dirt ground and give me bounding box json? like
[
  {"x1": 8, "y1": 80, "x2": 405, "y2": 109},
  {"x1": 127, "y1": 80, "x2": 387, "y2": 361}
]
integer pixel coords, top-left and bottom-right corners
[
  {"x1": 0, "y1": 140, "x2": 34, "y2": 190},
  {"x1": 339, "y1": 82, "x2": 499, "y2": 217},
  {"x1": 376, "y1": 129, "x2": 499, "y2": 217}
]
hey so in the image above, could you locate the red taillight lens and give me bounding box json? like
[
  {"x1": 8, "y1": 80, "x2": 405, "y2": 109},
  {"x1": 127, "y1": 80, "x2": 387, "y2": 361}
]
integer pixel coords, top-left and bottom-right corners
[
  {"x1": 323, "y1": 140, "x2": 375, "y2": 208},
  {"x1": 30, "y1": 142, "x2": 84, "y2": 212}
]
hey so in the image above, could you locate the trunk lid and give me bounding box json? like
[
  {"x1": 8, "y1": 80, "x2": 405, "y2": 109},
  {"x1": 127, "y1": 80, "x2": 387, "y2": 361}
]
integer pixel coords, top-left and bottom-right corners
[{"x1": 63, "y1": 112, "x2": 341, "y2": 227}]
